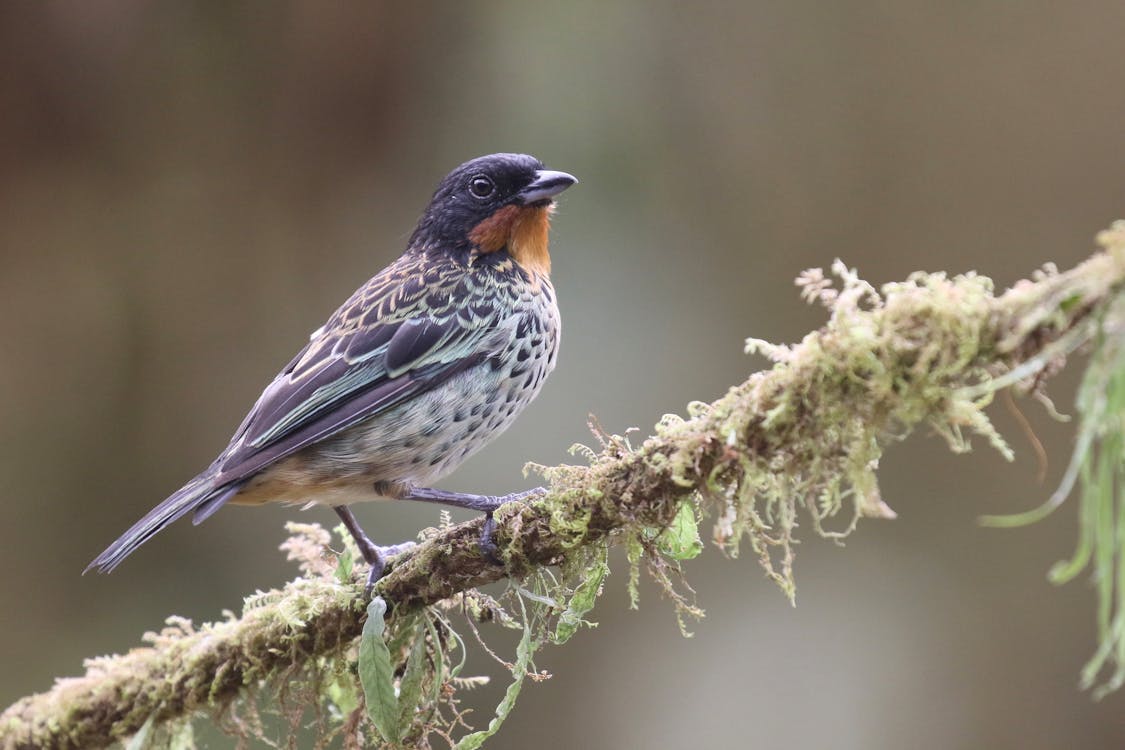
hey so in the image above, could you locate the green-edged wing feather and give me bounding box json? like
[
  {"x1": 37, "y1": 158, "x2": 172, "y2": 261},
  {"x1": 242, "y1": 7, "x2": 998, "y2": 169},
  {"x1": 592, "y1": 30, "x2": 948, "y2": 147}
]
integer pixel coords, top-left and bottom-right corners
[{"x1": 214, "y1": 252, "x2": 508, "y2": 485}]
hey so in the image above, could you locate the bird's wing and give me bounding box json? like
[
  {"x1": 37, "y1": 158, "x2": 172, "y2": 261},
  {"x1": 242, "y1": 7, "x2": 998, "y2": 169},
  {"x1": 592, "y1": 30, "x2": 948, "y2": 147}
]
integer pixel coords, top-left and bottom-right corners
[{"x1": 213, "y1": 255, "x2": 509, "y2": 485}]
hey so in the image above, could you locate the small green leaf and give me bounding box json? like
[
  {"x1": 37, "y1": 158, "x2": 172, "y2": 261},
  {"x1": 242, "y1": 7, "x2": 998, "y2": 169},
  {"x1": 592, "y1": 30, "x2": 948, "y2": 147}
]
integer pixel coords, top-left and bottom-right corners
[
  {"x1": 1059, "y1": 291, "x2": 1083, "y2": 313},
  {"x1": 358, "y1": 597, "x2": 398, "y2": 744},
  {"x1": 657, "y1": 501, "x2": 703, "y2": 560},
  {"x1": 554, "y1": 548, "x2": 609, "y2": 644},
  {"x1": 426, "y1": 616, "x2": 447, "y2": 706},
  {"x1": 334, "y1": 545, "x2": 355, "y2": 584},
  {"x1": 396, "y1": 617, "x2": 429, "y2": 741},
  {"x1": 455, "y1": 597, "x2": 539, "y2": 749}
]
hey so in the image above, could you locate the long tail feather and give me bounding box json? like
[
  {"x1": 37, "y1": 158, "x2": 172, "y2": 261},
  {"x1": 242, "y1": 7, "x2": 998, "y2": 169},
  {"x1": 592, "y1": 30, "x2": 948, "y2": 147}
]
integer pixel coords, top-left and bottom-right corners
[{"x1": 84, "y1": 474, "x2": 241, "y2": 574}]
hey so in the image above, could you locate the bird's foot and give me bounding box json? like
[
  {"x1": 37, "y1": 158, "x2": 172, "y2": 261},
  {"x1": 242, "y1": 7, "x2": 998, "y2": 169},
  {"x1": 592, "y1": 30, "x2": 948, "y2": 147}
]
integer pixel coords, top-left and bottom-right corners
[
  {"x1": 476, "y1": 488, "x2": 546, "y2": 565},
  {"x1": 397, "y1": 485, "x2": 547, "y2": 566},
  {"x1": 360, "y1": 540, "x2": 418, "y2": 595},
  {"x1": 480, "y1": 512, "x2": 501, "y2": 565},
  {"x1": 333, "y1": 505, "x2": 416, "y2": 595}
]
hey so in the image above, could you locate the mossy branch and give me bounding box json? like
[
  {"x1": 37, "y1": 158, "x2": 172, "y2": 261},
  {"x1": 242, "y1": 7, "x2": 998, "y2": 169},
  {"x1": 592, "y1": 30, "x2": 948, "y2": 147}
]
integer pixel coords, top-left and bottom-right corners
[{"x1": 4, "y1": 222, "x2": 1125, "y2": 749}]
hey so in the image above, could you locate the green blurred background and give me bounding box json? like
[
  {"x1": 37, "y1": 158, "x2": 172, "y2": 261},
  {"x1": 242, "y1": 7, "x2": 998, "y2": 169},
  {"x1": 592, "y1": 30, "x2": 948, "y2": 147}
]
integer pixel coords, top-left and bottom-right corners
[{"x1": 3, "y1": 2, "x2": 1125, "y2": 747}]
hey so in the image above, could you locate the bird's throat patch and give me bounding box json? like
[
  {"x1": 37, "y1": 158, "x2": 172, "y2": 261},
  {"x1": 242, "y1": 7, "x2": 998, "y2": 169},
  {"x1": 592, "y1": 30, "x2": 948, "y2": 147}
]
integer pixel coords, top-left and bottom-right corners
[{"x1": 469, "y1": 204, "x2": 553, "y2": 278}]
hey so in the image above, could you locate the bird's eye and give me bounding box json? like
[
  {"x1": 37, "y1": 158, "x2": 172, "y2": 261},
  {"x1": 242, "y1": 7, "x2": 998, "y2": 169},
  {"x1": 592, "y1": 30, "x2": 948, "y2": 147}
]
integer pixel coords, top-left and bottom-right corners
[{"x1": 468, "y1": 175, "x2": 495, "y2": 199}]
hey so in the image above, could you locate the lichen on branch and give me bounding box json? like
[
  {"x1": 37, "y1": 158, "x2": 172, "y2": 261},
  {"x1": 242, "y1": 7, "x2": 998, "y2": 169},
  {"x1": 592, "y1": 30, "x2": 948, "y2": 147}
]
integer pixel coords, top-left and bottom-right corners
[{"x1": 3, "y1": 221, "x2": 1125, "y2": 749}]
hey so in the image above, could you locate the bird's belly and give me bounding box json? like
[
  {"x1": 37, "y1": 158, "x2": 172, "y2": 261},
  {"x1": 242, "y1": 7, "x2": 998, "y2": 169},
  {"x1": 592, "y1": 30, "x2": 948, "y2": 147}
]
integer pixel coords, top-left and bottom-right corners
[
  {"x1": 233, "y1": 349, "x2": 555, "y2": 507},
  {"x1": 229, "y1": 476, "x2": 383, "y2": 507}
]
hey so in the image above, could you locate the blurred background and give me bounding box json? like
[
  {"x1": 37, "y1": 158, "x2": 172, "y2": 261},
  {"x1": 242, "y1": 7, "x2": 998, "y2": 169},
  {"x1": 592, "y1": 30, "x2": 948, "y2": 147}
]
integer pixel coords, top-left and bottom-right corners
[{"x1": 3, "y1": 2, "x2": 1125, "y2": 747}]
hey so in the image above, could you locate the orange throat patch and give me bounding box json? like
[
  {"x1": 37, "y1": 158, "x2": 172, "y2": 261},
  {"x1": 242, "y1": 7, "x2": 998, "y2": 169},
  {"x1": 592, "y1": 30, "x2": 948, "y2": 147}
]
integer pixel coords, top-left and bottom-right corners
[{"x1": 468, "y1": 203, "x2": 553, "y2": 278}]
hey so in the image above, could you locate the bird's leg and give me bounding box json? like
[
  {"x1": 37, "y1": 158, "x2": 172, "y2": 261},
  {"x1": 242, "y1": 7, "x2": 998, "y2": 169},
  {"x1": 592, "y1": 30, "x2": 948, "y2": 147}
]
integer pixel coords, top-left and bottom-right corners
[
  {"x1": 333, "y1": 505, "x2": 415, "y2": 594},
  {"x1": 396, "y1": 486, "x2": 546, "y2": 564},
  {"x1": 399, "y1": 486, "x2": 545, "y2": 512}
]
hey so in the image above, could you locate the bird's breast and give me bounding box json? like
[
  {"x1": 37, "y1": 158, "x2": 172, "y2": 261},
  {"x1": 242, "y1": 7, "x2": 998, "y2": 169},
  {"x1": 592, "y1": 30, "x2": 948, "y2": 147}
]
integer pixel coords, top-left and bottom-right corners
[{"x1": 240, "y1": 288, "x2": 560, "y2": 507}]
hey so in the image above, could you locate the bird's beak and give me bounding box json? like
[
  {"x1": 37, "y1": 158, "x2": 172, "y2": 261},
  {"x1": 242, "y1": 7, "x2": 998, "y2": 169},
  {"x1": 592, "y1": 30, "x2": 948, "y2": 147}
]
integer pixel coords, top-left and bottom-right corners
[{"x1": 516, "y1": 170, "x2": 578, "y2": 205}]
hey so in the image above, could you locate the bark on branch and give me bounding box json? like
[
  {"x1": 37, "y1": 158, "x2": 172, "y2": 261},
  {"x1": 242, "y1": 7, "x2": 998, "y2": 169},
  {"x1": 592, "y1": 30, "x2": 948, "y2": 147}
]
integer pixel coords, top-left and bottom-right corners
[{"x1": 4, "y1": 222, "x2": 1125, "y2": 750}]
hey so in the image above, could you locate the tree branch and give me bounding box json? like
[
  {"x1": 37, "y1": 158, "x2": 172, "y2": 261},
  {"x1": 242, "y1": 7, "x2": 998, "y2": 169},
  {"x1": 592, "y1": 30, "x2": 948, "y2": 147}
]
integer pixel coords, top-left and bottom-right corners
[{"x1": 4, "y1": 222, "x2": 1125, "y2": 750}]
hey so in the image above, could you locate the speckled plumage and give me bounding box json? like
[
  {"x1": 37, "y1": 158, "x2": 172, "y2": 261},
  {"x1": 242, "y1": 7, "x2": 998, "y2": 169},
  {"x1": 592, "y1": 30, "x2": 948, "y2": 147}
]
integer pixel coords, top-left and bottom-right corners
[
  {"x1": 233, "y1": 248, "x2": 560, "y2": 507},
  {"x1": 88, "y1": 153, "x2": 575, "y2": 575}
]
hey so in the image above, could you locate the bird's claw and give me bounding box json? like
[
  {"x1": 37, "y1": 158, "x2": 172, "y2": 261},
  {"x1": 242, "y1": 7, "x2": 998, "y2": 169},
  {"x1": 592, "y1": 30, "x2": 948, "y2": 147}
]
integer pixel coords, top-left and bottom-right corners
[
  {"x1": 508, "y1": 486, "x2": 547, "y2": 504},
  {"x1": 380, "y1": 540, "x2": 419, "y2": 557},
  {"x1": 362, "y1": 540, "x2": 417, "y2": 596},
  {"x1": 476, "y1": 487, "x2": 544, "y2": 566},
  {"x1": 479, "y1": 512, "x2": 502, "y2": 565},
  {"x1": 364, "y1": 561, "x2": 385, "y2": 596}
]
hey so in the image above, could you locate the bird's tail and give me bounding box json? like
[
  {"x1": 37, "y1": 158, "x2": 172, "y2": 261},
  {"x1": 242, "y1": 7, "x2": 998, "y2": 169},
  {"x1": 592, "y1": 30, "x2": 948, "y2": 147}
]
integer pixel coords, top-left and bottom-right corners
[{"x1": 84, "y1": 471, "x2": 242, "y2": 574}]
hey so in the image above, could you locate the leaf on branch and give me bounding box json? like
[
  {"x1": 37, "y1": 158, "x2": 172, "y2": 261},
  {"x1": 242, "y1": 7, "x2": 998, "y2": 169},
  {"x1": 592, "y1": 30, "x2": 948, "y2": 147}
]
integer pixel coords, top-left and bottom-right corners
[
  {"x1": 656, "y1": 501, "x2": 704, "y2": 560},
  {"x1": 396, "y1": 613, "x2": 430, "y2": 741},
  {"x1": 554, "y1": 546, "x2": 610, "y2": 644},
  {"x1": 358, "y1": 597, "x2": 399, "y2": 743},
  {"x1": 455, "y1": 596, "x2": 540, "y2": 749}
]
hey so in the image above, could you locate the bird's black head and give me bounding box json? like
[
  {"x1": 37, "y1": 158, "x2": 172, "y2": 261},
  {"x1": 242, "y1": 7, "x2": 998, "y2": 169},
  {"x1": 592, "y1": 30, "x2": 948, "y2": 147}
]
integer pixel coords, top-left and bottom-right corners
[{"x1": 409, "y1": 153, "x2": 577, "y2": 274}]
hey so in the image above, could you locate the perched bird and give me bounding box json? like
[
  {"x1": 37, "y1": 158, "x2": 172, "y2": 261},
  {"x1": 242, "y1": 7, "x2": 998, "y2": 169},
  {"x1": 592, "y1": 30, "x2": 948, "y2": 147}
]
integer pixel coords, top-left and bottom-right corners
[{"x1": 87, "y1": 153, "x2": 577, "y2": 589}]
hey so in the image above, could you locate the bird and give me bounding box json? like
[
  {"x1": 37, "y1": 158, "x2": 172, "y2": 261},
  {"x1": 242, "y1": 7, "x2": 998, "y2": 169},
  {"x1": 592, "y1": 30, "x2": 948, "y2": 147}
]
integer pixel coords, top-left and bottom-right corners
[{"x1": 86, "y1": 153, "x2": 577, "y2": 590}]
